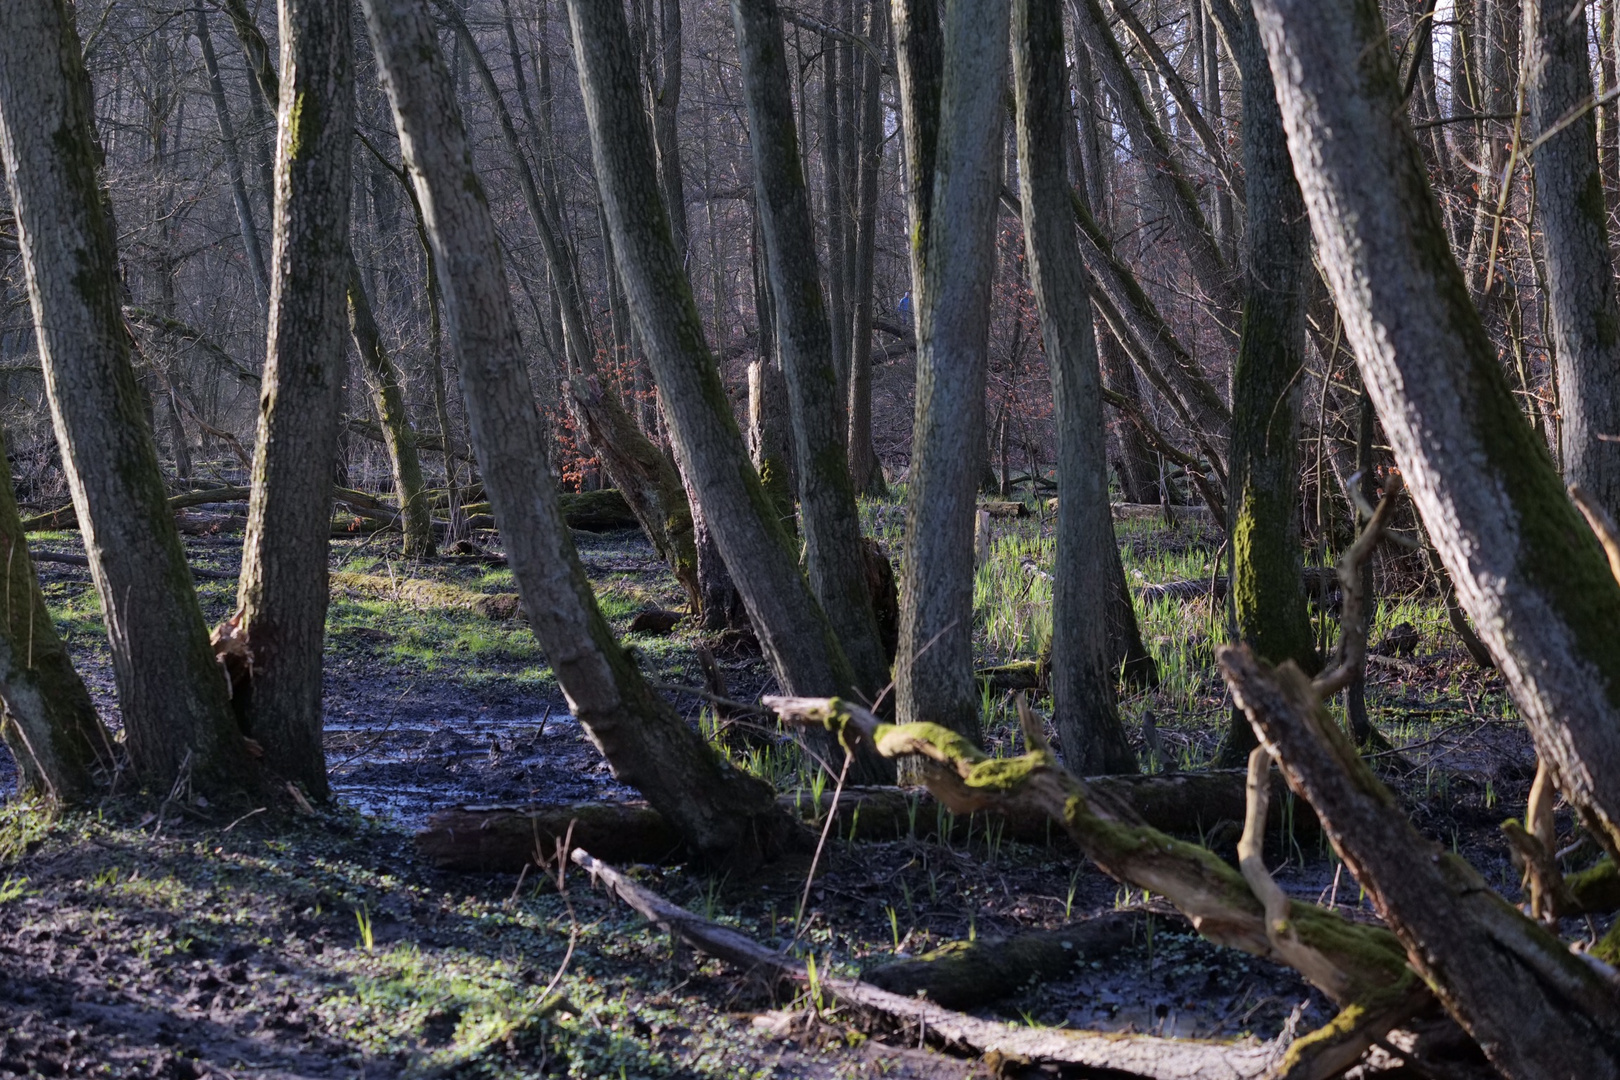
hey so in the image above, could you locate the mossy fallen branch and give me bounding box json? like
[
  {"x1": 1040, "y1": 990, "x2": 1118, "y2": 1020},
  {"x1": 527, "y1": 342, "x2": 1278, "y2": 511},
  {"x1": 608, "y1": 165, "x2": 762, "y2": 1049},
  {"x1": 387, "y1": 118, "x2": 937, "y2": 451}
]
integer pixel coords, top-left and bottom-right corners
[{"x1": 330, "y1": 571, "x2": 523, "y2": 620}]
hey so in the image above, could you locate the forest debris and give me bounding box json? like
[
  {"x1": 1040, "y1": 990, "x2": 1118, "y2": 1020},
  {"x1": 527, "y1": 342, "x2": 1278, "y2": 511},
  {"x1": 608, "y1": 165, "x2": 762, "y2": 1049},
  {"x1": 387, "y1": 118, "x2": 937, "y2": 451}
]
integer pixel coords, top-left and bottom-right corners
[
  {"x1": 1136, "y1": 567, "x2": 1338, "y2": 605},
  {"x1": 1220, "y1": 644, "x2": 1620, "y2": 1079},
  {"x1": 975, "y1": 659, "x2": 1043, "y2": 691},
  {"x1": 979, "y1": 500, "x2": 1029, "y2": 518},
  {"x1": 329, "y1": 571, "x2": 523, "y2": 620},
  {"x1": 30, "y1": 548, "x2": 233, "y2": 580},
  {"x1": 861, "y1": 908, "x2": 1166, "y2": 1008},
  {"x1": 571, "y1": 848, "x2": 1292, "y2": 1080},
  {"x1": 415, "y1": 773, "x2": 1290, "y2": 872}
]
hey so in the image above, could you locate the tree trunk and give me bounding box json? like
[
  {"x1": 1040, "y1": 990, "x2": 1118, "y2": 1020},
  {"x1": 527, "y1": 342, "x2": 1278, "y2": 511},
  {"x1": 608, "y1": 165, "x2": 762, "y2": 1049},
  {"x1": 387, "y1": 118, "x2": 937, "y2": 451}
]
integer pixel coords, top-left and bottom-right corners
[
  {"x1": 892, "y1": 0, "x2": 1009, "y2": 748},
  {"x1": 360, "y1": 0, "x2": 791, "y2": 870},
  {"x1": 0, "y1": 424, "x2": 114, "y2": 804},
  {"x1": 346, "y1": 263, "x2": 435, "y2": 559},
  {"x1": 1013, "y1": 0, "x2": 1136, "y2": 775},
  {"x1": 0, "y1": 0, "x2": 249, "y2": 796},
  {"x1": 846, "y1": 0, "x2": 887, "y2": 496},
  {"x1": 1223, "y1": 646, "x2": 1620, "y2": 1080},
  {"x1": 564, "y1": 0, "x2": 879, "y2": 724},
  {"x1": 1214, "y1": 0, "x2": 1319, "y2": 769},
  {"x1": 1251, "y1": 0, "x2": 1620, "y2": 860},
  {"x1": 194, "y1": 3, "x2": 270, "y2": 311},
  {"x1": 731, "y1": 0, "x2": 893, "y2": 722},
  {"x1": 234, "y1": 0, "x2": 354, "y2": 799},
  {"x1": 1525, "y1": 0, "x2": 1620, "y2": 523}
]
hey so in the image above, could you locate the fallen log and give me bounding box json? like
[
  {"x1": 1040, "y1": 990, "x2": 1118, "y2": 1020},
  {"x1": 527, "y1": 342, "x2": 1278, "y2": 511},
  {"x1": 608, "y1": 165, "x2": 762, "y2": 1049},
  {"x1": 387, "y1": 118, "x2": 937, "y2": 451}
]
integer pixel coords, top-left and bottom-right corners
[
  {"x1": 30, "y1": 549, "x2": 234, "y2": 581},
  {"x1": 862, "y1": 908, "x2": 1168, "y2": 1009},
  {"x1": 571, "y1": 848, "x2": 1291, "y2": 1080},
  {"x1": 979, "y1": 500, "x2": 1029, "y2": 519},
  {"x1": 975, "y1": 659, "x2": 1042, "y2": 691},
  {"x1": 1137, "y1": 567, "x2": 1338, "y2": 605},
  {"x1": 330, "y1": 571, "x2": 524, "y2": 620},
  {"x1": 416, "y1": 773, "x2": 1309, "y2": 872},
  {"x1": 27, "y1": 484, "x2": 404, "y2": 533}
]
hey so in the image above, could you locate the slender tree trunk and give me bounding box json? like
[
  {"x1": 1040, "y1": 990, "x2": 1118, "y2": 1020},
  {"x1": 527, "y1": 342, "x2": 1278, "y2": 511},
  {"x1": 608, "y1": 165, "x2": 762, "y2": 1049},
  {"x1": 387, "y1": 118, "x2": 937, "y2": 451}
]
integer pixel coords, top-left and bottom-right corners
[
  {"x1": 1525, "y1": 0, "x2": 1620, "y2": 523},
  {"x1": 1013, "y1": 0, "x2": 1136, "y2": 775},
  {"x1": 822, "y1": 5, "x2": 850, "y2": 422},
  {"x1": 731, "y1": 0, "x2": 893, "y2": 722},
  {"x1": 0, "y1": 423, "x2": 114, "y2": 804},
  {"x1": 0, "y1": 0, "x2": 248, "y2": 796},
  {"x1": 234, "y1": 0, "x2": 354, "y2": 799},
  {"x1": 846, "y1": 1, "x2": 887, "y2": 495},
  {"x1": 1215, "y1": 0, "x2": 1319, "y2": 768},
  {"x1": 890, "y1": 0, "x2": 1009, "y2": 747},
  {"x1": 1251, "y1": 0, "x2": 1620, "y2": 862},
  {"x1": 360, "y1": 0, "x2": 791, "y2": 869},
  {"x1": 346, "y1": 261, "x2": 435, "y2": 558},
  {"x1": 194, "y1": 3, "x2": 270, "y2": 310},
  {"x1": 564, "y1": 0, "x2": 874, "y2": 719}
]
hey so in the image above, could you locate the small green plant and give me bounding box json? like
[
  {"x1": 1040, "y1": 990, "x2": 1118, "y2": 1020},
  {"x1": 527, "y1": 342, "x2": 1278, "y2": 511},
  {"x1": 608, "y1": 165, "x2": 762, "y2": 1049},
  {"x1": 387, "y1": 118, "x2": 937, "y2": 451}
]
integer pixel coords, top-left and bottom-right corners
[
  {"x1": 0, "y1": 875, "x2": 29, "y2": 903},
  {"x1": 355, "y1": 904, "x2": 375, "y2": 952},
  {"x1": 804, "y1": 952, "x2": 826, "y2": 1016},
  {"x1": 1064, "y1": 870, "x2": 1080, "y2": 921},
  {"x1": 885, "y1": 905, "x2": 900, "y2": 950}
]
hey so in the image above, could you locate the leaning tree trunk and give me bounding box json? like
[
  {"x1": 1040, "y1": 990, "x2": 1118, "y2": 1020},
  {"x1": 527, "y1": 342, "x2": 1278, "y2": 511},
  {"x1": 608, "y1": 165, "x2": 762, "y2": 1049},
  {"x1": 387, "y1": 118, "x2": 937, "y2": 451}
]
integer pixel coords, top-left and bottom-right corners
[
  {"x1": 1211, "y1": 0, "x2": 1319, "y2": 768},
  {"x1": 1250, "y1": 0, "x2": 1620, "y2": 861},
  {"x1": 0, "y1": 424, "x2": 114, "y2": 804},
  {"x1": 234, "y1": 0, "x2": 354, "y2": 800},
  {"x1": 1524, "y1": 0, "x2": 1620, "y2": 523},
  {"x1": 360, "y1": 0, "x2": 791, "y2": 870},
  {"x1": 892, "y1": 0, "x2": 1010, "y2": 747},
  {"x1": 194, "y1": 2, "x2": 270, "y2": 311},
  {"x1": 565, "y1": 0, "x2": 883, "y2": 724},
  {"x1": 1012, "y1": 0, "x2": 1136, "y2": 775},
  {"x1": 0, "y1": 0, "x2": 249, "y2": 797},
  {"x1": 731, "y1": 0, "x2": 893, "y2": 722},
  {"x1": 846, "y1": 0, "x2": 887, "y2": 496}
]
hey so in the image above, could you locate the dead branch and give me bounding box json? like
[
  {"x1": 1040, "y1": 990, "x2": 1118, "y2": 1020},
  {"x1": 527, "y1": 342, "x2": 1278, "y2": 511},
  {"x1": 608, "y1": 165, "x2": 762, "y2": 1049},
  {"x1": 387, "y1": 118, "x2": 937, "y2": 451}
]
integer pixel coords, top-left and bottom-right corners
[
  {"x1": 571, "y1": 847, "x2": 1291, "y2": 1080},
  {"x1": 1314, "y1": 477, "x2": 1402, "y2": 697}
]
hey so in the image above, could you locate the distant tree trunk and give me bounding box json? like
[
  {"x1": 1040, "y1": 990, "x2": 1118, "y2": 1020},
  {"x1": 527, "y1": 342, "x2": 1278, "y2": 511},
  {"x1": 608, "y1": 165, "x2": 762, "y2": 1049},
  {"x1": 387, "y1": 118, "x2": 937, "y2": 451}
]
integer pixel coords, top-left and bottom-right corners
[
  {"x1": 360, "y1": 0, "x2": 791, "y2": 869},
  {"x1": 0, "y1": 424, "x2": 114, "y2": 804},
  {"x1": 731, "y1": 0, "x2": 893, "y2": 726},
  {"x1": 1013, "y1": 0, "x2": 1136, "y2": 774},
  {"x1": 234, "y1": 0, "x2": 354, "y2": 799},
  {"x1": 822, "y1": 6, "x2": 850, "y2": 422},
  {"x1": 0, "y1": 0, "x2": 249, "y2": 796},
  {"x1": 1524, "y1": 0, "x2": 1620, "y2": 523},
  {"x1": 346, "y1": 262, "x2": 436, "y2": 559},
  {"x1": 564, "y1": 0, "x2": 874, "y2": 719},
  {"x1": 1193, "y1": 0, "x2": 1234, "y2": 261},
  {"x1": 1252, "y1": 0, "x2": 1620, "y2": 863},
  {"x1": 892, "y1": 0, "x2": 1009, "y2": 748},
  {"x1": 1212, "y1": 0, "x2": 1319, "y2": 768},
  {"x1": 1461, "y1": 0, "x2": 1516, "y2": 302},
  {"x1": 194, "y1": 3, "x2": 270, "y2": 311},
  {"x1": 846, "y1": 1, "x2": 887, "y2": 495}
]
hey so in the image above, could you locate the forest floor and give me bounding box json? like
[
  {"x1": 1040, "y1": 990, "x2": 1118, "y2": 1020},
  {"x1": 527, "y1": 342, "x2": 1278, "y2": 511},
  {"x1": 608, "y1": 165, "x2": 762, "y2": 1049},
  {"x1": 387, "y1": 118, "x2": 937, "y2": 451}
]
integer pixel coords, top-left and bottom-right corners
[{"x1": 0, "y1": 496, "x2": 1593, "y2": 1079}]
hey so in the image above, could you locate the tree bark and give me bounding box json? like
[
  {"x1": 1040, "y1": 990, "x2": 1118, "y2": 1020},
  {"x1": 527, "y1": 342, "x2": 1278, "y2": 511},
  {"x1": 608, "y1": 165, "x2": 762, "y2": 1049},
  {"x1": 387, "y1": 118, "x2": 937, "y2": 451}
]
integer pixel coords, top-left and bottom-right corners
[
  {"x1": 1250, "y1": 0, "x2": 1620, "y2": 860},
  {"x1": 846, "y1": 0, "x2": 887, "y2": 496},
  {"x1": 731, "y1": 0, "x2": 893, "y2": 720},
  {"x1": 234, "y1": 0, "x2": 354, "y2": 799},
  {"x1": 893, "y1": 0, "x2": 1010, "y2": 748},
  {"x1": 1214, "y1": 0, "x2": 1319, "y2": 768},
  {"x1": 1013, "y1": 0, "x2": 1136, "y2": 775},
  {"x1": 0, "y1": 424, "x2": 114, "y2": 804},
  {"x1": 193, "y1": 3, "x2": 270, "y2": 311},
  {"x1": 1223, "y1": 646, "x2": 1620, "y2": 1080},
  {"x1": 566, "y1": 0, "x2": 883, "y2": 730},
  {"x1": 1525, "y1": 0, "x2": 1620, "y2": 523},
  {"x1": 0, "y1": 0, "x2": 249, "y2": 796},
  {"x1": 361, "y1": 0, "x2": 792, "y2": 869}
]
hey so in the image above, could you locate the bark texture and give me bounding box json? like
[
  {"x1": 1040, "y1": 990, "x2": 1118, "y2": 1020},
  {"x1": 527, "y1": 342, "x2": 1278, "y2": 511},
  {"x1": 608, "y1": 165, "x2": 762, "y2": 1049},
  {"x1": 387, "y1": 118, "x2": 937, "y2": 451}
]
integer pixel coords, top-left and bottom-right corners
[
  {"x1": 564, "y1": 0, "x2": 867, "y2": 715},
  {"x1": 362, "y1": 0, "x2": 791, "y2": 869},
  {"x1": 893, "y1": 0, "x2": 1010, "y2": 747},
  {"x1": 235, "y1": 0, "x2": 355, "y2": 798},
  {"x1": 1525, "y1": 0, "x2": 1620, "y2": 522},
  {"x1": 0, "y1": 0, "x2": 248, "y2": 795},
  {"x1": 1250, "y1": 0, "x2": 1620, "y2": 860},
  {"x1": 731, "y1": 0, "x2": 891, "y2": 713},
  {"x1": 0, "y1": 425, "x2": 114, "y2": 804},
  {"x1": 1012, "y1": 0, "x2": 1135, "y2": 775}
]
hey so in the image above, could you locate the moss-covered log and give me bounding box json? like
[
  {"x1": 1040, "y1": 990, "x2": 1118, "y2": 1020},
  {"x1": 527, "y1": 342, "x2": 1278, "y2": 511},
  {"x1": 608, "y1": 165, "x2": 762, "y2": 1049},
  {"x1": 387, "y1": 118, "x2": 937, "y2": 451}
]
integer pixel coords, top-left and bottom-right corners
[
  {"x1": 862, "y1": 908, "x2": 1162, "y2": 1008},
  {"x1": 330, "y1": 572, "x2": 523, "y2": 621}
]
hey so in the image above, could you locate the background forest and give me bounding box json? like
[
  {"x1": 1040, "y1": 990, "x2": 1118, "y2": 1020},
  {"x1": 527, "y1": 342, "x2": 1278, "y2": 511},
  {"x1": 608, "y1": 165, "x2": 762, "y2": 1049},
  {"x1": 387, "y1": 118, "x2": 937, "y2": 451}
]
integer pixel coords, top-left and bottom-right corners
[{"x1": 1, "y1": 0, "x2": 1619, "y2": 1078}]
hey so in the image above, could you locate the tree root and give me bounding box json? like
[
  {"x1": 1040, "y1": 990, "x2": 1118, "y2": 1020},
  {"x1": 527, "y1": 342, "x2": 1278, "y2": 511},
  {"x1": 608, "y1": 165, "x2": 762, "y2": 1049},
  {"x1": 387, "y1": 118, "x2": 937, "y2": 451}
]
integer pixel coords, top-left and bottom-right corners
[{"x1": 570, "y1": 848, "x2": 1294, "y2": 1080}]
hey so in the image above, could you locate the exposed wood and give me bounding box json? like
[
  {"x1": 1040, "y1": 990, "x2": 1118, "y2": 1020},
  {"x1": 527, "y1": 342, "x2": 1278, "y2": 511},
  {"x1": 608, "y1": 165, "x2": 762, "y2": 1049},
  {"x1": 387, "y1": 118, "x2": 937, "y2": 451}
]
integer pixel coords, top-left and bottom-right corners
[{"x1": 572, "y1": 848, "x2": 1292, "y2": 1080}]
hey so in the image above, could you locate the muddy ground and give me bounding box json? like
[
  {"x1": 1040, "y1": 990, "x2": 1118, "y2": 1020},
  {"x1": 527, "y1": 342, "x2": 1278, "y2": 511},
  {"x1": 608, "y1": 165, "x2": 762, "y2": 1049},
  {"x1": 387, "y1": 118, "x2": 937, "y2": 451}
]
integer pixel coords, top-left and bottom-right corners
[{"x1": 0, "y1": 516, "x2": 1595, "y2": 1078}]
